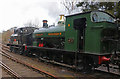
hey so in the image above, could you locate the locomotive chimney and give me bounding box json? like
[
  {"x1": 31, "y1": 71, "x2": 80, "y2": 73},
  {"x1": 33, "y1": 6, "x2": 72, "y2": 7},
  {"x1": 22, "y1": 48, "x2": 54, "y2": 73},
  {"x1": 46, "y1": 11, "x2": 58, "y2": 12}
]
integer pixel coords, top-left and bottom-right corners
[{"x1": 43, "y1": 20, "x2": 48, "y2": 28}]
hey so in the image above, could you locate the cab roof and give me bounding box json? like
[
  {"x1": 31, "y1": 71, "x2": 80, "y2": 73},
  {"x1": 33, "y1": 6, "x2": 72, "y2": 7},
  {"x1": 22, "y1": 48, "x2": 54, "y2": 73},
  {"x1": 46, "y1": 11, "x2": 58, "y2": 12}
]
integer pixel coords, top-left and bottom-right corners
[{"x1": 65, "y1": 10, "x2": 115, "y2": 18}]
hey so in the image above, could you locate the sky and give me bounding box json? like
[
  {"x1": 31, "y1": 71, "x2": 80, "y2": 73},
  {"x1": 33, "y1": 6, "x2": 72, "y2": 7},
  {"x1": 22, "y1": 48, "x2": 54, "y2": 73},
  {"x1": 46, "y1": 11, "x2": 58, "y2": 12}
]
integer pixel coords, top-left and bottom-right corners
[
  {"x1": 0, "y1": 0, "x2": 65, "y2": 32},
  {"x1": 1, "y1": 0, "x2": 119, "y2": 32}
]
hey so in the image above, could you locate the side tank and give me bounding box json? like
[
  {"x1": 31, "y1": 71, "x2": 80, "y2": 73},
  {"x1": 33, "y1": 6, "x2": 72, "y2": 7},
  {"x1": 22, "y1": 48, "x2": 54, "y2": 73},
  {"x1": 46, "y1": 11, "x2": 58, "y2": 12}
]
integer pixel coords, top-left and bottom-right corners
[{"x1": 33, "y1": 15, "x2": 65, "y2": 49}]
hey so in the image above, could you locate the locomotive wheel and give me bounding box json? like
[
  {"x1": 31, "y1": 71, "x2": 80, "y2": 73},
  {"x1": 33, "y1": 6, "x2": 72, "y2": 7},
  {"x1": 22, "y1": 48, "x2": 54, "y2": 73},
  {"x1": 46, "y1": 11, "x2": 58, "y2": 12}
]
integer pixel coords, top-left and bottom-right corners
[
  {"x1": 83, "y1": 57, "x2": 93, "y2": 73},
  {"x1": 18, "y1": 46, "x2": 23, "y2": 55},
  {"x1": 13, "y1": 48, "x2": 17, "y2": 53},
  {"x1": 23, "y1": 50, "x2": 31, "y2": 56},
  {"x1": 77, "y1": 56, "x2": 93, "y2": 73},
  {"x1": 10, "y1": 47, "x2": 13, "y2": 52},
  {"x1": 77, "y1": 60, "x2": 84, "y2": 71}
]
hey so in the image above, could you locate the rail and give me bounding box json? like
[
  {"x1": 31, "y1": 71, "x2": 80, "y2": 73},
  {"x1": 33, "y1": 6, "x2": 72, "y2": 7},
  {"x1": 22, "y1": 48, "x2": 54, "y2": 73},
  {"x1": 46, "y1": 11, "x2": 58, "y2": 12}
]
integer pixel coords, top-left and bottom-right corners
[
  {"x1": 1, "y1": 43, "x2": 120, "y2": 77},
  {"x1": 0, "y1": 61, "x2": 21, "y2": 78},
  {"x1": 0, "y1": 47, "x2": 58, "y2": 79}
]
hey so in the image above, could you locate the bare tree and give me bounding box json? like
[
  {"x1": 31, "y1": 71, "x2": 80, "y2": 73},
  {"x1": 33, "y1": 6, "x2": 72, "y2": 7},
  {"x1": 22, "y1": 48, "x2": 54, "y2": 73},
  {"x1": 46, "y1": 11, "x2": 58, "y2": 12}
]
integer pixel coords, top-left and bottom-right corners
[{"x1": 61, "y1": 0, "x2": 78, "y2": 14}]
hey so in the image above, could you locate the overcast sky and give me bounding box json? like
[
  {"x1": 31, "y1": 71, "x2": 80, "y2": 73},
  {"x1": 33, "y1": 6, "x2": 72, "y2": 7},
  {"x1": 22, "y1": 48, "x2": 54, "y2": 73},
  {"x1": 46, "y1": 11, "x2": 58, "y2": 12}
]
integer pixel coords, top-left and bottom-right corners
[
  {"x1": 0, "y1": 0, "x2": 65, "y2": 32},
  {"x1": 1, "y1": 0, "x2": 118, "y2": 32}
]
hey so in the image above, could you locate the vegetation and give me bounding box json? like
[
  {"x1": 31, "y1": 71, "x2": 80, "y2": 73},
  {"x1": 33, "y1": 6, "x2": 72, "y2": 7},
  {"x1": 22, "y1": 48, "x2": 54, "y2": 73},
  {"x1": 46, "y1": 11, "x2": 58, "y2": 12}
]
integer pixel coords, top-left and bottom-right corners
[
  {"x1": 0, "y1": 33, "x2": 2, "y2": 43},
  {"x1": 1, "y1": 30, "x2": 13, "y2": 44},
  {"x1": 61, "y1": 0, "x2": 78, "y2": 14},
  {"x1": 61, "y1": 0, "x2": 120, "y2": 19},
  {"x1": 77, "y1": 1, "x2": 120, "y2": 19}
]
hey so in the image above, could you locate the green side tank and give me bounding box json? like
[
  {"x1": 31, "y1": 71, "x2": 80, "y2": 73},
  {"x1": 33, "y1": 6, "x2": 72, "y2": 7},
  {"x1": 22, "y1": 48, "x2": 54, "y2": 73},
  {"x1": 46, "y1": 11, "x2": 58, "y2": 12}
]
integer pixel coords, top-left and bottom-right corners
[{"x1": 33, "y1": 15, "x2": 65, "y2": 48}]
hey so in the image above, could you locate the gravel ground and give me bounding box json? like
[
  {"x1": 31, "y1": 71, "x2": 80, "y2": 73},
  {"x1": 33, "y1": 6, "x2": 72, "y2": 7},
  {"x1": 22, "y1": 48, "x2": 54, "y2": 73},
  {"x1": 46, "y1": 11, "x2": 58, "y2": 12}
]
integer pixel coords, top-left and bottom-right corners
[
  {"x1": 2, "y1": 47, "x2": 120, "y2": 79},
  {"x1": 96, "y1": 65, "x2": 120, "y2": 75},
  {"x1": 2, "y1": 56, "x2": 45, "y2": 78},
  {"x1": 4, "y1": 52, "x2": 90, "y2": 78},
  {"x1": 2, "y1": 68, "x2": 11, "y2": 77}
]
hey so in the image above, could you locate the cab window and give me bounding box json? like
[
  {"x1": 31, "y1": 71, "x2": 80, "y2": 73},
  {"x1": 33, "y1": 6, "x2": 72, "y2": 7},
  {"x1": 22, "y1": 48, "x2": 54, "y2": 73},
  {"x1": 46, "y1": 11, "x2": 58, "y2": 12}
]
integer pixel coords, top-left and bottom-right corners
[{"x1": 91, "y1": 12, "x2": 115, "y2": 23}]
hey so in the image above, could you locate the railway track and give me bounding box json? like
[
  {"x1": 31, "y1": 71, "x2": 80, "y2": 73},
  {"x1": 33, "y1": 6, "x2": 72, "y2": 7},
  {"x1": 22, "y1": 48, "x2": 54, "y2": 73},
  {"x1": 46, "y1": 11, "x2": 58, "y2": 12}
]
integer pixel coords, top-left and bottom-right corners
[
  {"x1": 0, "y1": 44, "x2": 58, "y2": 79},
  {"x1": 0, "y1": 61, "x2": 21, "y2": 78},
  {"x1": 95, "y1": 65, "x2": 120, "y2": 77},
  {"x1": 1, "y1": 43, "x2": 120, "y2": 78}
]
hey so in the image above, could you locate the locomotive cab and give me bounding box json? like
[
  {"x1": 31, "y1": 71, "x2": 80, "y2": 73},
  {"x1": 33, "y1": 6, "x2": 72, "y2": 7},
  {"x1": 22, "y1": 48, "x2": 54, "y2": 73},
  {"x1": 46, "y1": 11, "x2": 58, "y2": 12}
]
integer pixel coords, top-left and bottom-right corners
[
  {"x1": 65, "y1": 11, "x2": 118, "y2": 68},
  {"x1": 91, "y1": 11, "x2": 116, "y2": 54}
]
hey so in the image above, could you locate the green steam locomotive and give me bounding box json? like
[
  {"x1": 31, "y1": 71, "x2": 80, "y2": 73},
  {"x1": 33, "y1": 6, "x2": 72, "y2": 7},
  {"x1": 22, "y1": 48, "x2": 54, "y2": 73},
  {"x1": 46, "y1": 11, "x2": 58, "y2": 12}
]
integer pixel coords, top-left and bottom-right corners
[{"x1": 8, "y1": 11, "x2": 120, "y2": 72}]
